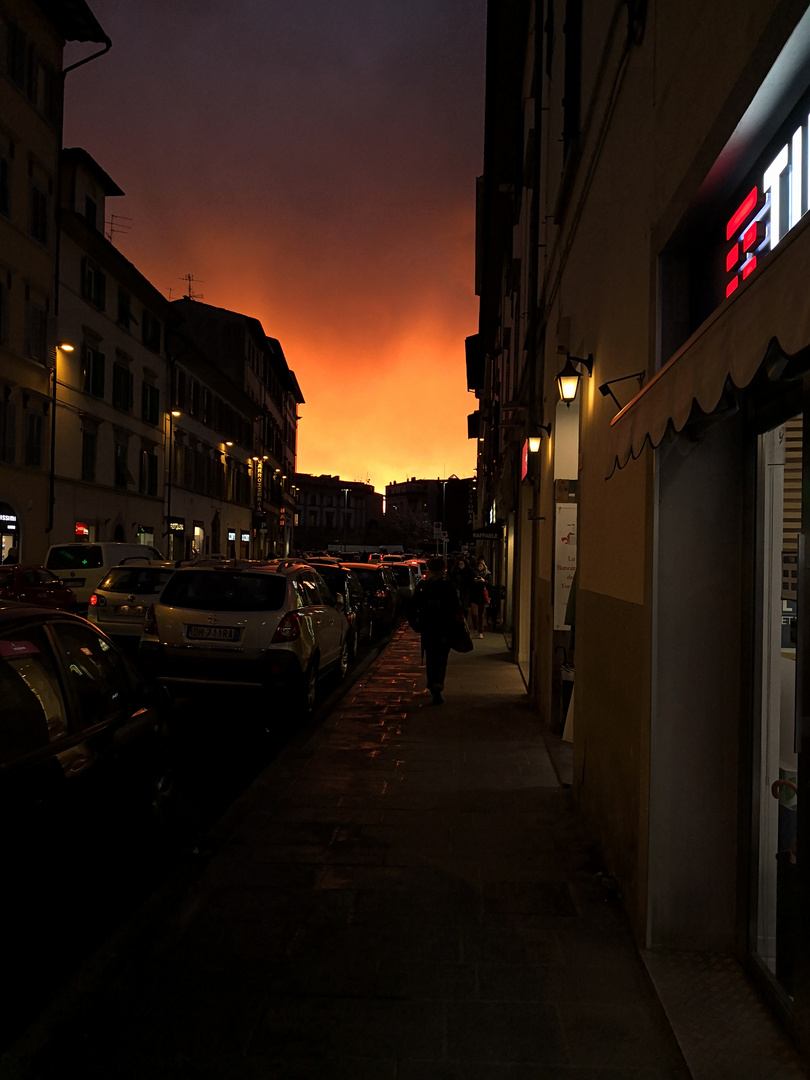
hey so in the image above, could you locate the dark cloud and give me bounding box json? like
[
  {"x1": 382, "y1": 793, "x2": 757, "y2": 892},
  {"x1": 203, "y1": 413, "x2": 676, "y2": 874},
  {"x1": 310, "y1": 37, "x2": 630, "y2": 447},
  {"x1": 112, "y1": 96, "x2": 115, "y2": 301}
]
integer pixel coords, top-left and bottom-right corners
[{"x1": 64, "y1": 0, "x2": 486, "y2": 487}]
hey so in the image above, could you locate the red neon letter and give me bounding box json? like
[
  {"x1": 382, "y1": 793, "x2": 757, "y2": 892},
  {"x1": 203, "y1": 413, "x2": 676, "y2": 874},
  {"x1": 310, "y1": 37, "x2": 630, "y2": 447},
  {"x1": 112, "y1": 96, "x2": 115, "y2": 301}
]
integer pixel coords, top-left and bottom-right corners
[{"x1": 726, "y1": 187, "x2": 758, "y2": 241}]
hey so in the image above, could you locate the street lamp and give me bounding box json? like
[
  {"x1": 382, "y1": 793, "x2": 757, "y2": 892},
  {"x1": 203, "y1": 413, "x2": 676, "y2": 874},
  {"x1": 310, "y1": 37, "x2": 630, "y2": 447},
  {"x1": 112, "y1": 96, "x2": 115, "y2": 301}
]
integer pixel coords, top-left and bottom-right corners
[
  {"x1": 47, "y1": 343, "x2": 75, "y2": 534},
  {"x1": 341, "y1": 487, "x2": 349, "y2": 551},
  {"x1": 166, "y1": 409, "x2": 181, "y2": 560}
]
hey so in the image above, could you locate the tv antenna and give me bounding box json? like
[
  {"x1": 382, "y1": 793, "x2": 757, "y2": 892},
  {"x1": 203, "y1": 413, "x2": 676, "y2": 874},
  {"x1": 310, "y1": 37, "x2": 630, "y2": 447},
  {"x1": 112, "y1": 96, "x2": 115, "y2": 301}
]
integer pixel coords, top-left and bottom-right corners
[
  {"x1": 106, "y1": 214, "x2": 132, "y2": 243},
  {"x1": 181, "y1": 273, "x2": 204, "y2": 300}
]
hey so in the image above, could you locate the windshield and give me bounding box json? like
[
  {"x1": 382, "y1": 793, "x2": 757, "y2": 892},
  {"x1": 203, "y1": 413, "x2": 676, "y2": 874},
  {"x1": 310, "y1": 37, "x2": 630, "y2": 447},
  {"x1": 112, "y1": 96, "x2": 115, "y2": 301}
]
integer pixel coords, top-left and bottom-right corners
[
  {"x1": 99, "y1": 567, "x2": 175, "y2": 594},
  {"x1": 390, "y1": 566, "x2": 412, "y2": 585},
  {"x1": 159, "y1": 570, "x2": 287, "y2": 612},
  {"x1": 46, "y1": 545, "x2": 104, "y2": 570}
]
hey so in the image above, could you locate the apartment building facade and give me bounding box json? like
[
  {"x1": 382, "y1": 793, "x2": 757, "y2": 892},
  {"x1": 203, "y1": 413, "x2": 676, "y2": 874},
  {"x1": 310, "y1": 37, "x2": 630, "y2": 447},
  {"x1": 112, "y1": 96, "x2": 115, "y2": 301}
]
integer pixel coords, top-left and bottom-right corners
[
  {"x1": 0, "y1": 0, "x2": 108, "y2": 562},
  {"x1": 472, "y1": 0, "x2": 810, "y2": 1055}
]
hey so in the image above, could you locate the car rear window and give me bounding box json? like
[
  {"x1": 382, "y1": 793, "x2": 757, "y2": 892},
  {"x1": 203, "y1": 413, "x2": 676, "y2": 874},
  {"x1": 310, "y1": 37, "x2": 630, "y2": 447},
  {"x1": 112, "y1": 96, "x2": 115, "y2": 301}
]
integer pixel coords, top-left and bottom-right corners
[
  {"x1": 160, "y1": 570, "x2": 286, "y2": 612},
  {"x1": 390, "y1": 566, "x2": 412, "y2": 585},
  {"x1": 99, "y1": 567, "x2": 174, "y2": 594},
  {"x1": 46, "y1": 545, "x2": 104, "y2": 570},
  {"x1": 353, "y1": 568, "x2": 382, "y2": 591}
]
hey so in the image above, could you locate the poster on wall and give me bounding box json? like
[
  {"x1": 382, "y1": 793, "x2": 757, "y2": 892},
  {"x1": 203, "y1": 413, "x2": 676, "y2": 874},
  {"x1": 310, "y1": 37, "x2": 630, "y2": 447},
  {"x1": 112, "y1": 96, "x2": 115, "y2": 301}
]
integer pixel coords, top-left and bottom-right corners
[{"x1": 554, "y1": 504, "x2": 577, "y2": 630}]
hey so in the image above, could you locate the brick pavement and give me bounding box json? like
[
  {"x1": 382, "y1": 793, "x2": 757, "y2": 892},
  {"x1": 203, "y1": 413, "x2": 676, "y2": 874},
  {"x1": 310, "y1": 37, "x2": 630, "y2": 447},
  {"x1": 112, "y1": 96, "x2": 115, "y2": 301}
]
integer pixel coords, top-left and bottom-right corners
[{"x1": 9, "y1": 625, "x2": 696, "y2": 1078}]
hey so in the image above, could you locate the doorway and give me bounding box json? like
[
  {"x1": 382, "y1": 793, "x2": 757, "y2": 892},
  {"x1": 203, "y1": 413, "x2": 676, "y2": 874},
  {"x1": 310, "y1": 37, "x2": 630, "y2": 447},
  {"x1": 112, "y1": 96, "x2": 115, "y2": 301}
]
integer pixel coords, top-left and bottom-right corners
[{"x1": 754, "y1": 415, "x2": 802, "y2": 999}]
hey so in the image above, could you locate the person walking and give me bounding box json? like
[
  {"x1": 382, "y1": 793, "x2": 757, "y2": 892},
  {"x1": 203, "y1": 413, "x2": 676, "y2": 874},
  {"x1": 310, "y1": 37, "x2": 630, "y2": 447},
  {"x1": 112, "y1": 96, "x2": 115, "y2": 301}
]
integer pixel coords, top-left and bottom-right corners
[
  {"x1": 408, "y1": 555, "x2": 462, "y2": 705},
  {"x1": 449, "y1": 556, "x2": 474, "y2": 619},
  {"x1": 468, "y1": 558, "x2": 491, "y2": 638}
]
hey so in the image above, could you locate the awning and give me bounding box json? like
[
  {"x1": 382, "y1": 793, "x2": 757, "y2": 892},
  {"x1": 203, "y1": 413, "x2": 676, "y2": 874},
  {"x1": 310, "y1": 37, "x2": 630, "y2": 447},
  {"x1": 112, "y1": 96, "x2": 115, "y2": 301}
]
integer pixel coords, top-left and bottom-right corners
[{"x1": 609, "y1": 214, "x2": 810, "y2": 475}]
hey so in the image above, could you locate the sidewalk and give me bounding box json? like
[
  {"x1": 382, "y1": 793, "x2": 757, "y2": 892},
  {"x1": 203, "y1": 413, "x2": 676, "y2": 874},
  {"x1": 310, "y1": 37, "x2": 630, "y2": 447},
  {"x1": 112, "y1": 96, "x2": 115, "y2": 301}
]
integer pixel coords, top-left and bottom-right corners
[{"x1": 4, "y1": 627, "x2": 796, "y2": 1077}]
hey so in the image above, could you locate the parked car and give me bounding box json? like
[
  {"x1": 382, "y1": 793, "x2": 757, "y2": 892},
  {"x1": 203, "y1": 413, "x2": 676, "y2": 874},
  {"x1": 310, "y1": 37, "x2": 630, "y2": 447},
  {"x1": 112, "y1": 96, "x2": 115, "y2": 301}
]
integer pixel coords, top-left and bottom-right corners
[
  {"x1": 87, "y1": 563, "x2": 177, "y2": 641},
  {"x1": 0, "y1": 601, "x2": 172, "y2": 872},
  {"x1": 310, "y1": 562, "x2": 373, "y2": 658},
  {"x1": 340, "y1": 563, "x2": 400, "y2": 636},
  {"x1": 0, "y1": 565, "x2": 77, "y2": 611},
  {"x1": 45, "y1": 542, "x2": 166, "y2": 614},
  {"x1": 387, "y1": 561, "x2": 419, "y2": 611},
  {"x1": 139, "y1": 561, "x2": 350, "y2": 716}
]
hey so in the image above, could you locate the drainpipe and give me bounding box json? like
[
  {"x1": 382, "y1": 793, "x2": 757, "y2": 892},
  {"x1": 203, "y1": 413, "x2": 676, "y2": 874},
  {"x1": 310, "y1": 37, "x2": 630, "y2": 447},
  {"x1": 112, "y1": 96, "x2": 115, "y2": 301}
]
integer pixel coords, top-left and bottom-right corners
[{"x1": 47, "y1": 36, "x2": 112, "y2": 535}]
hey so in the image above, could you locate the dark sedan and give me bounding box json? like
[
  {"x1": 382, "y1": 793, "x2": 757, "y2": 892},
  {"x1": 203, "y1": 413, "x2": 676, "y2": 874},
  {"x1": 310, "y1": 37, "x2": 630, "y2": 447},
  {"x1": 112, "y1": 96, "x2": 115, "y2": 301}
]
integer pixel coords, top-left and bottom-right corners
[
  {"x1": 340, "y1": 563, "x2": 400, "y2": 637},
  {"x1": 0, "y1": 601, "x2": 172, "y2": 873},
  {"x1": 0, "y1": 564, "x2": 77, "y2": 611},
  {"x1": 310, "y1": 562, "x2": 373, "y2": 658}
]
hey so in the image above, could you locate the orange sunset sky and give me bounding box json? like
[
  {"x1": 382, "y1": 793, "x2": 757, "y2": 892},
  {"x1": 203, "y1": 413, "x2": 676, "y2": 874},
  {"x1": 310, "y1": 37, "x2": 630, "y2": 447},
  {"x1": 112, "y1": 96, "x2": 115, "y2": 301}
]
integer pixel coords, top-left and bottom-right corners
[{"x1": 63, "y1": 1, "x2": 487, "y2": 493}]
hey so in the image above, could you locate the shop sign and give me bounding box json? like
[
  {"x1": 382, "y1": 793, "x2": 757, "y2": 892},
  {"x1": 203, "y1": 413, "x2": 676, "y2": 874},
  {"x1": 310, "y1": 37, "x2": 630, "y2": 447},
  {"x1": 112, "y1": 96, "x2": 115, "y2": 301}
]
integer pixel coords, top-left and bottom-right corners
[
  {"x1": 169, "y1": 518, "x2": 185, "y2": 533},
  {"x1": 473, "y1": 527, "x2": 503, "y2": 540},
  {"x1": 240, "y1": 532, "x2": 250, "y2": 543},
  {"x1": 227, "y1": 529, "x2": 236, "y2": 542},
  {"x1": 75, "y1": 522, "x2": 89, "y2": 537},
  {"x1": 521, "y1": 439, "x2": 529, "y2": 481},
  {"x1": 725, "y1": 108, "x2": 810, "y2": 298}
]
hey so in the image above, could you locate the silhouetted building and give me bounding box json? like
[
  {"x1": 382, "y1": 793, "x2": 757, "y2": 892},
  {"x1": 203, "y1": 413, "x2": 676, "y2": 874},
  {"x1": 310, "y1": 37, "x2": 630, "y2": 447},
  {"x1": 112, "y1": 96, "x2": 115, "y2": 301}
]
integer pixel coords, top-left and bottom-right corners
[{"x1": 293, "y1": 474, "x2": 383, "y2": 552}]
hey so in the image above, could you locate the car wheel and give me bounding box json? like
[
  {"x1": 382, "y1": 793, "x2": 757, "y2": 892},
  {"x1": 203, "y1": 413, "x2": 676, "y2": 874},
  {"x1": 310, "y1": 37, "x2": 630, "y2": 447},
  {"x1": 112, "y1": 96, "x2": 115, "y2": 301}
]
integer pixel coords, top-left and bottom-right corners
[
  {"x1": 338, "y1": 639, "x2": 349, "y2": 681},
  {"x1": 299, "y1": 656, "x2": 319, "y2": 717}
]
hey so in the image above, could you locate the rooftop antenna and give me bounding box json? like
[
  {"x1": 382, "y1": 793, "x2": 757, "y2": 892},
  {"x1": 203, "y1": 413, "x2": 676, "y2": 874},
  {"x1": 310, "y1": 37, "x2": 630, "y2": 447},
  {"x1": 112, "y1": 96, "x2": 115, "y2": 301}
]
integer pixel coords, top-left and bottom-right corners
[
  {"x1": 106, "y1": 213, "x2": 132, "y2": 243},
  {"x1": 181, "y1": 273, "x2": 204, "y2": 301}
]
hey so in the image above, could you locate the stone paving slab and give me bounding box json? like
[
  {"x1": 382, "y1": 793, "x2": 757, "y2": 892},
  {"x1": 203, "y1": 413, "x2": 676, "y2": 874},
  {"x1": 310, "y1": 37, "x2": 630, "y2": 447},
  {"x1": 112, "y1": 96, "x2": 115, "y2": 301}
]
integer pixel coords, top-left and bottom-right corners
[{"x1": 6, "y1": 627, "x2": 696, "y2": 1078}]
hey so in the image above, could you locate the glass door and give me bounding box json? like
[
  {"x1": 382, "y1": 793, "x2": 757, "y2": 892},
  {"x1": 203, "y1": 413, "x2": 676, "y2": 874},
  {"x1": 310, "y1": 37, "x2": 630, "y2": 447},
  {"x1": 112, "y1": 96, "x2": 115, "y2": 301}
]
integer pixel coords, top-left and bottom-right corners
[{"x1": 755, "y1": 416, "x2": 801, "y2": 996}]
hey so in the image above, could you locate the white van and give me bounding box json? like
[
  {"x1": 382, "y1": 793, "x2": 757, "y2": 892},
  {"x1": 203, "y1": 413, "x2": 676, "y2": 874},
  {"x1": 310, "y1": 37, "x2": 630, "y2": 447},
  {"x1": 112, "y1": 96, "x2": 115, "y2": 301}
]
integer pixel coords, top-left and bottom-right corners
[{"x1": 45, "y1": 541, "x2": 165, "y2": 613}]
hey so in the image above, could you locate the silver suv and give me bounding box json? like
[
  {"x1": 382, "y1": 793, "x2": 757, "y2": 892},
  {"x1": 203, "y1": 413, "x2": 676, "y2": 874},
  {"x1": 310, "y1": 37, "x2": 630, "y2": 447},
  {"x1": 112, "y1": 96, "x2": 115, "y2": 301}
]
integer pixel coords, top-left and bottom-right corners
[{"x1": 139, "y1": 561, "x2": 349, "y2": 715}]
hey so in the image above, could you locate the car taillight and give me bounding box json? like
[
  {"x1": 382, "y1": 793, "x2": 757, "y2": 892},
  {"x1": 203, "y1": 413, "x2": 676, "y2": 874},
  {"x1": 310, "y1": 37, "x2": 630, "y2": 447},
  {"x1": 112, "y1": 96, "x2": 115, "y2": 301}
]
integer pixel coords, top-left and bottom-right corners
[
  {"x1": 271, "y1": 611, "x2": 301, "y2": 642},
  {"x1": 89, "y1": 593, "x2": 105, "y2": 607},
  {"x1": 143, "y1": 604, "x2": 158, "y2": 635},
  {"x1": 376, "y1": 589, "x2": 387, "y2": 598}
]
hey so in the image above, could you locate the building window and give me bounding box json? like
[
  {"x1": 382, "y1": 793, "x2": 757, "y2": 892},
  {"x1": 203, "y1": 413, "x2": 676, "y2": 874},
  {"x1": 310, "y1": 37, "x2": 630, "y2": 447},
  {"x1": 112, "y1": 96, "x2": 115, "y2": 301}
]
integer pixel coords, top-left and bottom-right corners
[
  {"x1": 117, "y1": 287, "x2": 132, "y2": 328},
  {"x1": 0, "y1": 148, "x2": 10, "y2": 218},
  {"x1": 114, "y1": 438, "x2": 131, "y2": 489},
  {"x1": 0, "y1": 280, "x2": 8, "y2": 346},
  {"x1": 81, "y1": 429, "x2": 96, "y2": 483},
  {"x1": 80, "y1": 256, "x2": 106, "y2": 310},
  {"x1": 24, "y1": 409, "x2": 42, "y2": 466},
  {"x1": 138, "y1": 448, "x2": 158, "y2": 496},
  {"x1": 112, "y1": 361, "x2": 134, "y2": 412},
  {"x1": 25, "y1": 301, "x2": 47, "y2": 362},
  {"x1": 83, "y1": 347, "x2": 105, "y2": 399},
  {"x1": 142, "y1": 310, "x2": 161, "y2": 353},
  {"x1": 173, "y1": 367, "x2": 186, "y2": 410},
  {"x1": 141, "y1": 381, "x2": 159, "y2": 425},
  {"x1": 28, "y1": 177, "x2": 48, "y2": 244},
  {"x1": 0, "y1": 397, "x2": 16, "y2": 463},
  {"x1": 8, "y1": 22, "x2": 26, "y2": 88}
]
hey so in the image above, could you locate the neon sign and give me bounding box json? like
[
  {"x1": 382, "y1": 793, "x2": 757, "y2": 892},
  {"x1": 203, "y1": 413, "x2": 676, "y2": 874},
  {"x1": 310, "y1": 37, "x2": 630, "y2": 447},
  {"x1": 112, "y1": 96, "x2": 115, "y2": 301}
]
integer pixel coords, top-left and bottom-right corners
[{"x1": 725, "y1": 115, "x2": 810, "y2": 297}]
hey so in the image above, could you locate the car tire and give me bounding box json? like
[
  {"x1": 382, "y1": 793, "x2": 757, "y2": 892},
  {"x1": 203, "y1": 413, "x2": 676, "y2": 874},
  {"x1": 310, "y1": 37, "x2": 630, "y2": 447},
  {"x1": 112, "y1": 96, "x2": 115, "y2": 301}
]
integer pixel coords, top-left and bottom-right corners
[
  {"x1": 337, "y1": 639, "x2": 349, "y2": 681},
  {"x1": 299, "y1": 656, "x2": 319, "y2": 717}
]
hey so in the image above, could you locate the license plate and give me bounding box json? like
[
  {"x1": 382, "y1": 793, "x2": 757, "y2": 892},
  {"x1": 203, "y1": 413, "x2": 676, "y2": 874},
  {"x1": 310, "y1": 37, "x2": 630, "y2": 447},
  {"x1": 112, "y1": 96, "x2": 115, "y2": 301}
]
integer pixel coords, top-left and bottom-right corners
[
  {"x1": 187, "y1": 625, "x2": 240, "y2": 642},
  {"x1": 117, "y1": 604, "x2": 144, "y2": 616}
]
